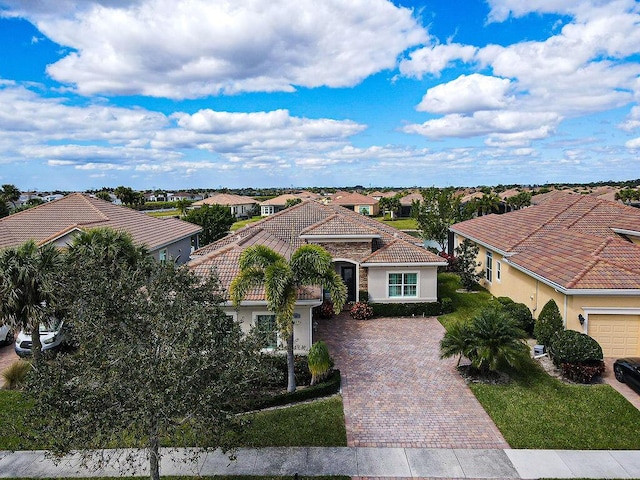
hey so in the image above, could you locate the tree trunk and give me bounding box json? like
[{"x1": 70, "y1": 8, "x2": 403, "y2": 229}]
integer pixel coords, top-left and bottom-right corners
[
  {"x1": 286, "y1": 329, "x2": 296, "y2": 393},
  {"x1": 149, "y1": 428, "x2": 160, "y2": 480},
  {"x1": 31, "y1": 321, "x2": 42, "y2": 365}
]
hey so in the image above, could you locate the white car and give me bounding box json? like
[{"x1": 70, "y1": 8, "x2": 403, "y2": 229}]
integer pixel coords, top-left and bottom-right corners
[
  {"x1": 0, "y1": 324, "x2": 12, "y2": 345},
  {"x1": 15, "y1": 319, "x2": 65, "y2": 357}
]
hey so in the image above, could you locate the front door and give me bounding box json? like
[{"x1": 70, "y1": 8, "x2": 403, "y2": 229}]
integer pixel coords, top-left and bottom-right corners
[{"x1": 340, "y1": 265, "x2": 356, "y2": 303}]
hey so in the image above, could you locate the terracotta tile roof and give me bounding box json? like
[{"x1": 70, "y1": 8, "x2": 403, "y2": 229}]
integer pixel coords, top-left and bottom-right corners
[
  {"x1": 399, "y1": 192, "x2": 423, "y2": 206},
  {"x1": 331, "y1": 192, "x2": 378, "y2": 206},
  {"x1": 189, "y1": 199, "x2": 443, "y2": 301},
  {"x1": 452, "y1": 191, "x2": 640, "y2": 291},
  {"x1": 300, "y1": 214, "x2": 380, "y2": 237},
  {"x1": 362, "y1": 239, "x2": 447, "y2": 265},
  {"x1": 260, "y1": 193, "x2": 316, "y2": 206},
  {"x1": 192, "y1": 193, "x2": 257, "y2": 207},
  {"x1": 0, "y1": 193, "x2": 201, "y2": 251}
]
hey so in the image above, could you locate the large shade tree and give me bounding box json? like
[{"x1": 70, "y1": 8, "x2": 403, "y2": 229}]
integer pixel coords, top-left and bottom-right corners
[
  {"x1": 0, "y1": 241, "x2": 62, "y2": 364},
  {"x1": 412, "y1": 187, "x2": 470, "y2": 253},
  {"x1": 27, "y1": 229, "x2": 268, "y2": 480},
  {"x1": 230, "y1": 244, "x2": 347, "y2": 392},
  {"x1": 184, "y1": 204, "x2": 235, "y2": 246}
]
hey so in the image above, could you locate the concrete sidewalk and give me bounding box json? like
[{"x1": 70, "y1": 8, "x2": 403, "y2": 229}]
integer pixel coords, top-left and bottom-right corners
[{"x1": 1, "y1": 447, "x2": 640, "y2": 478}]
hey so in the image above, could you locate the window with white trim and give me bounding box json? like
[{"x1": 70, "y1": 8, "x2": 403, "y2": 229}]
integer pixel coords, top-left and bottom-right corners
[
  {"x1": 388, "y1": 272, "x2": 417, "y2": 297},
  {"x1": 496, "y1": 260, "x2": 501, "y2": 281},
  {"x1": 486, "y1": 251, "x2": 493, "y2": 282},
  {"x1": 256, "y1": 314, "x2": 277, "y2": 349}
]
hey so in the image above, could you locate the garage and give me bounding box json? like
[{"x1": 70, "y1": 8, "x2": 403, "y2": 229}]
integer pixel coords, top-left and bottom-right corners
[{"x1": 588, "y1": 314, "x2": 640, "y2": 357}]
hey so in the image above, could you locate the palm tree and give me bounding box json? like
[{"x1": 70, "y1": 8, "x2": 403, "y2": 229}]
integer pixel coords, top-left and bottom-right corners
[
  {"x1": 0, "y1": 184, "x2": 21, "y2": 209},
  {"x1": 440, "y1": 320, "x2": 475, "y2": 366},
  {"x1": 66, "y1": 227, "x2": 148, "y2": 271},
  {"x1": 475, "y1": 192, "x2": 501, "y2": 216},
  {"x1": 0, "y1": 241, "x2": 62, "y2": 364},
  {"x1": 230, "y1": 244, "x2": 347, "y2": 392}
]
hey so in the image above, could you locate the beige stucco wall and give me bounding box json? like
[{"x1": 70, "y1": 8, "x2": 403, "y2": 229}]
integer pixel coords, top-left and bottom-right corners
[
  {"x1": 225, "y1": 304, "x2": 315, "y2": 353},
  {"x1": 367, "y1": 265, "x2": 439, "y2": 303},
  {"x1": 455, "y1": 234, "x2": 640, "y2": 339}
]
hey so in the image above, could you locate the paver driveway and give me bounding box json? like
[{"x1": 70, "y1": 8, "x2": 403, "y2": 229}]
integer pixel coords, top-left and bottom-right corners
[{"x1": 314, "y1": 314, "x2": 508, "y2": 449}]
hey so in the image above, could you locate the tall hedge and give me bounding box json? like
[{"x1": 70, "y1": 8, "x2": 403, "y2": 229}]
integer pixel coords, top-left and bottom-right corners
[{"x1": 533, "y1": 299, "x2": 563, "y2": 346}]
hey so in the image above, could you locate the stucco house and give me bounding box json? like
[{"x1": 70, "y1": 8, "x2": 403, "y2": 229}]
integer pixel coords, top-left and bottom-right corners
[
  {"x1": 0, "y1": 193, "x2": 201, "y2": 265},
  {"x1": 450, "y1": 191, "x2": 640, "y2": 357},
  {"x1": 192, "y1": 193, "x2": 258, "y2": 218},
  {"x1": 260, "y1": 192, "x2": 319, "y2": 216},
  {"x1": 331, "y1": 192, "x2": 380, "y2": 216},
  {"x1": 189, "y1": 200, "x2": 446, "y2": 352}
]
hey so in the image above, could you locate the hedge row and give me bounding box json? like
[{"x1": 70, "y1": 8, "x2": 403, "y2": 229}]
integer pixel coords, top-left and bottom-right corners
[
  {"x1": 370, "y1": 301, "x2": 446, "y2": 317},
  {"x1": 251, "y1": 369, "x2": 341, "y2": 410}
]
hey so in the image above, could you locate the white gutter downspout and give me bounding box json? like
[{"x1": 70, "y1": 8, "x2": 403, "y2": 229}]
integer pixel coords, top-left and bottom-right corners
[{"x1": 563, "y1": 294, "x2": 568, "y2": 328}]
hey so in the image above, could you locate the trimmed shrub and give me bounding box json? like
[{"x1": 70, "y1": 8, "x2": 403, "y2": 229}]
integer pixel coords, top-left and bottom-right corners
[
  {"x1": 370, "y1": 302, "x2": 442, "y2": 317},
  {"x1": 496, "y1": 296, "x2": 515, "y2": 306},
  {"x1": 358, "y1": 290, "x2": 369, "y2": 302},
  {"x1": 504, "y1": 302, "x2": 535, "y2": 336},
  {"x1": 2, "y1": 360, "x2": 31, "y2": 390},
  {"x1": 259, "y1": 354, "x2": 312, "y2": 388},
  {"x1": 533, "y1": 299, "x2": 564, "y2": 346},
  {"x1": 349, "y1": 302, "x2": 374, "y2": 320},
  {"x1": 549, "y1": 330, "x2": 603, "y2": 366},
  {"x1": 440, "y1": 297, "x2": 454, "y2": 314},
  {"x1": 252, "y1": 370, "x2": 341, "y2": 409},
  {"x1": 549, "y1": 330, "x2": 604, "y2": 384},
  {"x1": 308, "y1": 341, "x2": 332, "y2": 385}
]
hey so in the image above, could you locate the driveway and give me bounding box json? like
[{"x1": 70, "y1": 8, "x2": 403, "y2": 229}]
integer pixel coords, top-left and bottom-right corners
[
  {"x1": 314, "y1": 314, "x2": 508, "y2": 449},
  {"x1": 603, "y1": 358, "x2": 640, "y2": 411}
]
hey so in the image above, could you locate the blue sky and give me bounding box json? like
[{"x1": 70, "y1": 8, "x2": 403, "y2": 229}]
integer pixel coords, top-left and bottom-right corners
[{"x1": 0, "y1": 0, "x2": 639, "y2": 191}]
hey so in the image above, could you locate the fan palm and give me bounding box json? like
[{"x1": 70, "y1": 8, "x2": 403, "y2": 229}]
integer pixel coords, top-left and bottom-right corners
[
  {"x1": 0, "y1": 240, "x2": 62, "y2": 364},
  {"x1": 230, "y1": 244, "x2": 347, "y2": 392}
]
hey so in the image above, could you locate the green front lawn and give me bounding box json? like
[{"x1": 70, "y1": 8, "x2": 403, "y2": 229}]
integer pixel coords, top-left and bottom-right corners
[
  {"x1": 437, "y1": 272, "x2": 494, "y2": 330},
  {"x1": 471, "y1": 362, "x2": 640, "y2": 450},
  {"x1": 0, "y1": 392, "x2": 346, "y2": 450},
  {"x1": 437, "y1": 272, "x2": 640, "y2": 450}
]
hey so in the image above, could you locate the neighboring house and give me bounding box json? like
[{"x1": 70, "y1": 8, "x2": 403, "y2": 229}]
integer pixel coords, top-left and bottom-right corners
[
  {"x1": 399, "y1": 192, "x2": 423, "y2": 217},
  {"x1": 192, "y1": 193, "x2": 258, "y2": 218},
  {"x1": 450, "y1": 191, "x2": 640, "y2": 357},
  {"x1": 260, "y1": 192, "x2": 319, "y2": 216},
  {"x1": 167, "y1": 192, "x2": 204, "y2": 202},
  {"x1": 189, "y1": 200, "x2": 446, "y2": 352},
  {"x1": 0, "y1": 193, "x2": 202, "y2": 265},
  {"x1": 331, "y1": 192, "x2": 380, "y2": 216}
]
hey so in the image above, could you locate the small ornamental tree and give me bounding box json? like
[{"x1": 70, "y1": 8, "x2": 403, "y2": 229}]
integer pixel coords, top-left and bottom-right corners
[
  {"x1": 534, "y1": 299, "x2": 564, "y2": 346},
  {"x1": 308, "y1": 341, "x2": 332, "y2": 385},
  {"x1": 454, "y1": 239, "x2": 483, "y2": 291}
]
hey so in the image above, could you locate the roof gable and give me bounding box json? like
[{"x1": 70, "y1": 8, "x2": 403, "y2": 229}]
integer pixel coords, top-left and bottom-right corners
[{"x1": 0, "y1": 193, "x2": 201, "y2": 251}]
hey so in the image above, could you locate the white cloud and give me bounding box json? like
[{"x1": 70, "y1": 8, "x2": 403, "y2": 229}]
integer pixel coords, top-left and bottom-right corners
[
  {"x1": 416, "y1": 74, "x2": 513, "y2": 114},
  {"x1": 626, "y1": 137, "x2": 640, "y2": 149},
  {"x1": 403, "y1": 111, "x2": 560, "y2": 142},
  {"x1": 619, "y1": 106, "x2": 640, "y2": 132},
  {"x1": 399, "y1": 43, "x2": 477, "y2": 79},
  {"x1": 7, "y1": 0, "x2": 427, "y2": 98}
]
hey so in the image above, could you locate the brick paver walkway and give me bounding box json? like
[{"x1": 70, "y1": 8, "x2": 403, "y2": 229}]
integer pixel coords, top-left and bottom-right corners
[{"x1": 314, "y1": 314, "x2": 508, "y2": 449}]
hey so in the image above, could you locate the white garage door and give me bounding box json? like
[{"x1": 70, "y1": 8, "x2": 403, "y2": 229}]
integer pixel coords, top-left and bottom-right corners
[{"x1": 588, "y1": 314, "x2": 640, "y2": 357}]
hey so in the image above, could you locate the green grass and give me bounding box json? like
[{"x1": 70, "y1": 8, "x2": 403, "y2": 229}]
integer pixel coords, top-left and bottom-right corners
[
  {"x1": 437, "y1": 272, "x2": 494, "y2": 330},
  {"x1": 374, "y1": 217, "x2": 418, "y2": 230},
  {"x1": 437, "y1": 272, "x2": 640, "y2": 450},
  {"x1": 471, "y1": 362, "x2": 640, "y2": 450},
  {"x1": 231, "y1": 216, "x2": 262, "y2": 231},
  {"x1": 239, "y1": 396, "x2": 346, "y2": 447},
  {"x1": 0, "y1": 391, "x2": 346, "y2": 450},
  {"x1": 146, "y1": 209, "x2": 180, "y2": 218}
]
